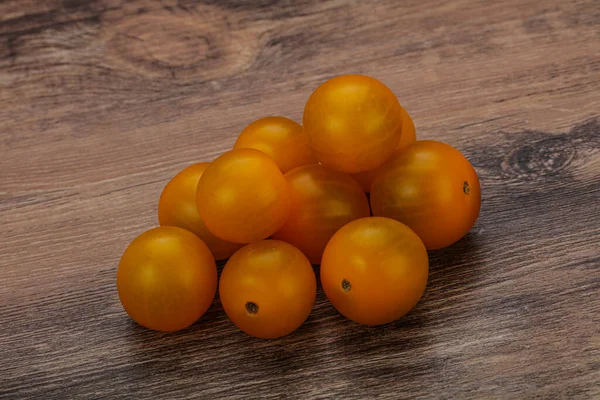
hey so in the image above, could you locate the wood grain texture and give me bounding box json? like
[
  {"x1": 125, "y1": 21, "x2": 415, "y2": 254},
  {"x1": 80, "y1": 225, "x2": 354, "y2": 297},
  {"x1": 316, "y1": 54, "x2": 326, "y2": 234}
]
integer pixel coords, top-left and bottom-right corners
[{"x1": 1, "y1": 0, "x2": 599, "y2": 398}]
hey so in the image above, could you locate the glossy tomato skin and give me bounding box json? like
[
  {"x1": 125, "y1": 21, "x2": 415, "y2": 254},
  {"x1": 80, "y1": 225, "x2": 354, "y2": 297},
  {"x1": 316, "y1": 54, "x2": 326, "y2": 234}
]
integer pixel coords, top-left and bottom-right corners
[
  {"x1": 321, "y1": 217, "x2": 428, "y2": 326},
  {"x1": 272, "y1": 164, "x2": 370, "y2": 264},
  {"x1": 158, "y1": 163, "x2": 242, "y2": 260},
  {"x1": 397, "y1": 107, "x2": 417, "y2": 148},
  {"x1": 219, "y1": 240, "x2": 316, "y2": 339},
  {"x1": 196, "y1": 148, "x2": 292, "y2": 244},
  {"x1": 233, "y1": 116, "x2": 317, "y2": 173},
  {"x1": 303, "y1": 74, "x2": 403, "y2": 173},
  {"x1": 370, "y1": 140, "x2": 481, "y2": 250},
  {"x1": 117, "y1": 226, "x2": 217, "y2": 332},
  {"x1": 352, "y1": 107, "x2": 417, "y2": 192}
]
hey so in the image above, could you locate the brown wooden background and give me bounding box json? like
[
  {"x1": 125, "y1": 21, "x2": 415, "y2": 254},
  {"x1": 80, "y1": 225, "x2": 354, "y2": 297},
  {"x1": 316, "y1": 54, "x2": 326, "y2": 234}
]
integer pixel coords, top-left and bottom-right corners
[{"x1": 1, "y1": 0, "x2": 599, "y2": 398}]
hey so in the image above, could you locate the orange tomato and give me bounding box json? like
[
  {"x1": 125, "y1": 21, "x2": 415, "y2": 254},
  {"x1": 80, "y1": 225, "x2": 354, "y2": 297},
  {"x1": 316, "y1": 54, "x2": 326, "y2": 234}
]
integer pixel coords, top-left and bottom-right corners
[
  {"x1": 117, "y1": 227, "x2": 217, "y2": 332},
  {"x1": 397, "y1": 107, "x2": 417, "y2": 148},
  {"x1": 233, "y1": 116, "x2": 317, "y2": 173},
  {"x1": 321, "y1": 217, "x2": 428, "y2": 325},
  {"x1": 219, "y1": 240, "x2": 316, "y2": 338},
  {"x1": 370, "y1": 140, "x2": 481, "y2": 250},
  {"x1": 352, "y1": 107, "x2": 417, "y2": 192},
  {"x1": 158, "y1": 163, "x2": 242, "y2": 260},
  {"x1": 272, "y1": 164, "x2": 370, "y2": 264},
  {"x1": 196, "y1": 148, "x2": 291, "y2": 244},
  {"x1": 303, "y1": 74, "x2": 403, "y2": 173}
]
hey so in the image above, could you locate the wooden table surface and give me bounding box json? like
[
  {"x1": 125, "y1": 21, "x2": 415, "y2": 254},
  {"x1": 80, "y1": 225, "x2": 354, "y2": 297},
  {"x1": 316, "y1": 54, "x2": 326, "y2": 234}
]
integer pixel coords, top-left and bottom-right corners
[{"x1": 2, "y1": 0, "x2": 599, "y2": 398}]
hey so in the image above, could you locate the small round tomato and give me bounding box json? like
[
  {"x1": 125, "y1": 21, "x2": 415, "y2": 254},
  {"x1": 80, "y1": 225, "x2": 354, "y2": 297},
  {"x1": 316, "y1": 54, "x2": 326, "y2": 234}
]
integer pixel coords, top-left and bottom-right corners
[
  {"x1": 196, "y1": 148, "x2": 291, "y2": 244},
  {"x1": 233, "y1": 116, "x2": 317, "y2": 173},
  {"x1": 321, "y1": 217, "x2": 428, "y2": 326},
  {"x1": 158, "y1": 163, "x2": 242, "y2": 260},
  {"x1": 397, "y1": 107, "x2": 417, "y2": 148},
  {"x1": 351, "y1": 107, "x2": 417, "y2": 192},
  {"x1": 272, "y1": 164, "x2": 370, "y2": 264},
  {"x1": 370, "y1": 140, "x2": 481, "y2": 250},
  {"x1": 219, "y1": 240, "x2": 316, "y2": 338},
  {"x1": 117, "y1": 227, "x2": 217, "y2": 332},
  {"x1": 303, "y1": 74, "x2": 403, "y2": 173}
]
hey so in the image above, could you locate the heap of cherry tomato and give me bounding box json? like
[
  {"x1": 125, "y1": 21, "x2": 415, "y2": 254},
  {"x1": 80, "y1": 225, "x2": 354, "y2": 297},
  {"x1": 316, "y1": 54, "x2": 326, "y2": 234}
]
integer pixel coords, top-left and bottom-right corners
[{"x1": 117, "y1": 74, "x2": 481, "y2": 338}]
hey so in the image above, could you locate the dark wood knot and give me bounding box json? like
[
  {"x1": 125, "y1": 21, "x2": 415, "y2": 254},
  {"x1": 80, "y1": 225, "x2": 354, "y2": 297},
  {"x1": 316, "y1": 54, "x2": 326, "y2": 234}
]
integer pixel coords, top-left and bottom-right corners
[
  {"x1": 503, "y1": 136, "x2": 575, "y2": 180},
  {"x1": 105, "y1": 15, "x2": 255, "y2": 79}
]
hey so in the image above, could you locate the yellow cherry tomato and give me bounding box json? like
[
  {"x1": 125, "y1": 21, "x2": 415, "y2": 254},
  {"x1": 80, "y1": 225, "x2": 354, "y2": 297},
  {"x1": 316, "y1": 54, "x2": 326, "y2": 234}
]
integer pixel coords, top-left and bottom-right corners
[
  {"x1": 397, "y1": 107, "x2": 417, "y2": 148},
  {"x1": 351, "y1": 107, "x2": 417, "y2": 192},
  {"x1": 196, "y1": 148, "x2": 292, "y2": 244},
  {"x1": 158, "y1": 163, "x2": 242, "y2": 260},
  {"x1": 321, "y1": 217, "x2": 428, "y2": 326},
  {"x1": 233, "y1": 116, "x2": 317, "y2": 173},
  {"x1": 219, "y1": 240, "x2": 316, "y2": 338},
  {"x1": 370, "y1": 140, "x2": 481, "y2": 250},
  {"x1": 117, "y1": 226, "x2": 217, "y2": 332},
  {"x1": 272, "y1": 164, "x2": 370, "y2": 264},
  {"x1": 303, "y1": 74, "x2": 403, "y2": 173}
]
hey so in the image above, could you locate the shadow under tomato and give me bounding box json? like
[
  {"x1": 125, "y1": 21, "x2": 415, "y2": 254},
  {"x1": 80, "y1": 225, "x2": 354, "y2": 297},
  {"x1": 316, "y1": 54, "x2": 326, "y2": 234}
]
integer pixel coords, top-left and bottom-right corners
[{"x1": 425, "y1": 231, "x2": 487, "y2": 305}]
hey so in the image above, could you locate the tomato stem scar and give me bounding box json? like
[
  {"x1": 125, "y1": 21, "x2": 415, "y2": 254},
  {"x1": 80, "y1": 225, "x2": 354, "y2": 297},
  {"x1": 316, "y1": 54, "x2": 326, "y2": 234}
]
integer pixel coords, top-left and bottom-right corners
[
  {"x1": 341, "y1": 279, "x2": 352, "y2": 292},
  {"x1": 463, "y1": 181, "x2": 470, "y2": 194},
  {"x1": 245, "y1": 302, "x2": 259, "y2": 314}
]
